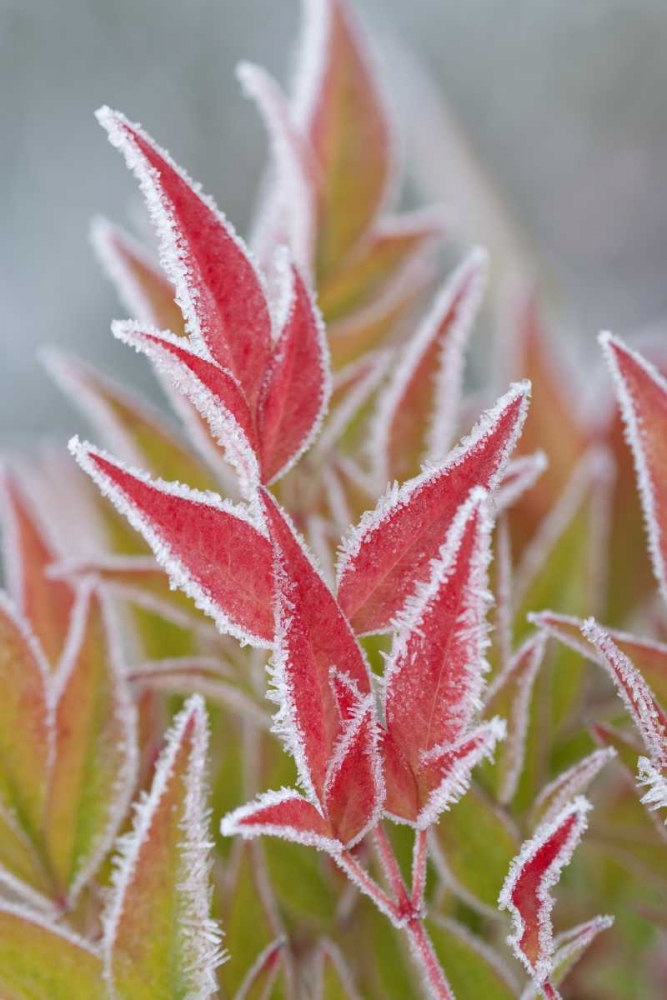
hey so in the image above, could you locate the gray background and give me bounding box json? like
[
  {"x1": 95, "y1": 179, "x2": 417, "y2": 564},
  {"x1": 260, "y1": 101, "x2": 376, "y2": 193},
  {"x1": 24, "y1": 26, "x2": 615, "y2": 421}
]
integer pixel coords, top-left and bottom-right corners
[{"x1": 3, "y1": 0, "x2": 667, "y2": 444}]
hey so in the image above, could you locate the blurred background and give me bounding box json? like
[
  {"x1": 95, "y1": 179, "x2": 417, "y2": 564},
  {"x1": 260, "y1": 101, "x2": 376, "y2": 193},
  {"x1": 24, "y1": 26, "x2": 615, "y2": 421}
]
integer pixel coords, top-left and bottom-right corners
[{"x1": 3, "y1": 0, "x2": 667, "y2": 444}]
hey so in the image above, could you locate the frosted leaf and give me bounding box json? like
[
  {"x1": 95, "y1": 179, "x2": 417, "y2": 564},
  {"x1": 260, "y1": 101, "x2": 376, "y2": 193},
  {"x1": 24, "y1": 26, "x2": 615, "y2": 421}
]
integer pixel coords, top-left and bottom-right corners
[
  {"x1": 498, "y1": 796, "x2": 593, "y2": 986},
  {"x1": 111, "y1": 320, "x2": 260, "y2": 495},
  {"x1": 103, "y1": 695, "x2": 225, "y2": 999},
  {"x1": 234, "y1": 936, "x2": 287, "y2": 1000},
  {"x1": 90, "y1": 215, "x2": 183, "y2": 333},
  {"x1": 372, "y1": 247, "x2": 488, "y2": 485},
  {"x1": 337, "y1": 380, "x2": 531, "y2": 635},
  {"x1": 97, "y1": 106, "x2": 272, "y2": 405},
  {"x1": 495, "y1": 451, "x2": 548, "y2": 513},
  {"x1": 416, "y1": 718, "x2": 506, "y2": 830},
  {"x1": 384, "y1": 488, "x2": 494, "y2": 767},
  {"x1": 580, "y1": 618, "x2": 667, "y2": 770},
  {"x1": 69, "y1": 439, "x2": 274, "y2": 646},
  {"x1": 46, "y1": 584, "x2": 138, "y2": 902},
  {"x1": 256, "y1": 260, "x2": 332, "y2": 483},
  {"x1": 220, "y1": 788, "x2": 341, "y2": 856},
  {"x1": 600, "y1": 332, "x2": 667, "y2": 605},
  {"x1": 531, "y1": 747, "x2": 616, "y2": 828},
  {"x1": 637, "y1": 756, "x2": 667, "y2": 817},
  {"x1": 238, "y1": 62, "x2": 316, "y2": 274},
  {"x1": 519, "y1": 915, "x2": 614, "y2": 1000},
  {"x1": 484, "y1": 633, "x2": 547, "y2": 805},
  {"x1": 261, "y1": 489, "x2": 371, "y2": 802}
]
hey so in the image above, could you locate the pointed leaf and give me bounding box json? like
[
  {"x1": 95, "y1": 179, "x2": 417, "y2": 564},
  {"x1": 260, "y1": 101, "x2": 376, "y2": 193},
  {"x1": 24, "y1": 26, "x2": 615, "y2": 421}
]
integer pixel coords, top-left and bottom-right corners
[
  {"x1": 337, "y1": 381, "x2": 530, "y2": 634},
  {"x1": 384, "y1": 488, "x2": 492, "y2": 771},
  {"x1": 70, "y1": 440, "x2": 274, "y2": 645},
  {"x1": 91, "y1": 215, "x2": 184, "y2": 333},
  {"x1": 0, "y1": 596, "x2": 52, "y2": 841},
  {"x1": 295, "y1": 0, "x2": 392, "y2": 268},
  {"x1": 0, "y1": 470, "x2": 75, "y2": 666},
  {"x1": 111, "y1": 321, "x2": 259, "y2": 490},
  {"x1": 579, "y1": 618, "x2": 667, "y2": 769},
  {"x1": 484, "y1": 634, "x2": 547, "y2": 804},
  {"x1": 323, "y1": 698, "x2": 383, "y2": 846},
  {"x1": 498, "y1": 796, "x2": 594, "y2": 985},
  {"x1": 235, "y1": 937, "x2": 287, "y2": 1000},
  {"x1": 0, "y1": 904, "x2": 106, "y2": 1000},
  {"x1": 104, "y1": 695, "x2": 224, "y2": 999},
  {"x1": 262, "y1": 489, "x2": 370, "y2": 798},
  {"x1": 44, "y1": 349, "x2": 220, "y2": 492},
  {"x1": 519, "y1": 916, "x2": 614, "y2": 1000},
  {"x1": 97, "y1": 107, "x2": 272, "y2": 403},
  {"x1": 221, "y1": 789, "x2": 340, "y2": 854},
  {"x1": 257, "y1": 263, "x2": 331, "y2": 482},
  {"x1": 600, "y1": 331, "x2": 667, "y2": 603},
  {"x1": 318, "y1": 208, "x2": 446, "y2": 321},
  {"x1": 45, "y1": 585, "x2": 137, "y2": 899},
  {"x1": 530, "y1": 747, "x2": 617, "y2": 828},
  {"x1": 374, "y1": 248, "x2": 487, "y2": 484}
]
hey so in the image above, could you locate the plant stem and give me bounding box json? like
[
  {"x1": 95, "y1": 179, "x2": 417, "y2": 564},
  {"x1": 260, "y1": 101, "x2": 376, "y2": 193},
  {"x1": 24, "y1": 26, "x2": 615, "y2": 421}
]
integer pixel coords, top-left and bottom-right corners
[
  {"x1": 405, "y1": 915, "x2": 455, "y2": 1000},
  {"x1": 373, "y1": 824, "x2": 411, "y2": 910},
  {"x1": 336, "y1": 849, "x2": 398, "y2": 924},
  {"x1": 410, "y1": 829, "x2": 428, "y2": 909},
  {"x1": 542, "y1": 981, "x2": 562, "y2": 1000}
]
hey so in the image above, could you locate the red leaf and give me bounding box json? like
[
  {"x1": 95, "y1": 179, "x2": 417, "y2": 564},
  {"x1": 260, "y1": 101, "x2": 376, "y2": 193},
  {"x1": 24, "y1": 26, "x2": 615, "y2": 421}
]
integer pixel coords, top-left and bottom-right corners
[
  {"x1": 221, "y1": 789, "x2": 340, "y2": 855},
  {"x1": 257, "y1": 263, "x2": 331, "y2": 482},
  {"x1": 498, "y1": 796, "x2": 593, "y2": 985},
  {"x1": 384, "y1": 488, "x2": 493, "y2": 769},
  {"x1": 97, "y1": 107, "x2": 272, "y2": 405},
  {"x1": 337, "y1": 381, "x2": 530, "y2": 634},
  {"x1": 70, "y1": 440, "x2": 273, "y2": 645},
  {"x1": 0, "y1": 469, "x2": 75, "y2": 666},
  {"x1": 262, "y1": 489, "x2": 370, "y2": 798},
  {"x1": 323, "y1": 698, "x2": 383, "y2": 846},
  {"x1": 417, "y1": 719, "x2": 506, "y2": 829},
  {"x1": 373, "y1": 247, "x2": 487, "y2": 484},
  {"x1": 579, "y1": 618, "x2": 667, "y2": 769},
  {"x1": 112, "y1": 322, "x2": 259, "y2": 490},
  {"x1": 600, "y1": 332, "x2": 667, "y2": 604}
]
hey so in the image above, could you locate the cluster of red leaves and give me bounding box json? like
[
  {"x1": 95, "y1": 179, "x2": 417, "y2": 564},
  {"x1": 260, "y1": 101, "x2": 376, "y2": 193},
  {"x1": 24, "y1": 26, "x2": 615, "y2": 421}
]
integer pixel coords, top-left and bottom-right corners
[{"x1": 2, "y1": 1, "x2": 667, "y2": 998}]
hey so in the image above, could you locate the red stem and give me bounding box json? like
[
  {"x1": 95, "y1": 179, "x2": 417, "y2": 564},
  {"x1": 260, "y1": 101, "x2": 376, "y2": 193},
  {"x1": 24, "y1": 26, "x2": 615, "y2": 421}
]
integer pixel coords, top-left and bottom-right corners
[
  {"x1": 335, "y1": 849, "x2": 398, "y2": 924},
  {"x1": 373, "y1": 825, "x2": 411, "y2": 910},
  {"x1": 542, "y1": 981, "x2": 562, "y2": 1000},
  {"x1": 411, "y1": 829, "x2": 428, "y2": 909},
  {"x1": 406, "y1": 915, "x2": 455, "y2": 1000}
]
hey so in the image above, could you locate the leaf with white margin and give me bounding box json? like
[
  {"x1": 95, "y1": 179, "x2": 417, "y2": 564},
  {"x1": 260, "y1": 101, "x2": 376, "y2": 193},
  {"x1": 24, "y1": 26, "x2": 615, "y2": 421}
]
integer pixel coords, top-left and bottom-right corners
[
  {"x1": 91, "y1": 215, "x2": 185, "y2": 334},
  {"x1": 483, "y1": 633, "x2": 547, "y2": 805},
  {"x1": 103, "y1": 695, "x2": 224, "y2": 999},
  {"x1": 43, "y1": 349, "x2": 221, "y2": 493},
  {"x1": 600, "y1": 331, "x2": 667, "y2": 604},
  {"x1": 45, "y1": 584, "x2": 137, "y2": 901},
  {"x1": 0, "y1": 903, "x2": 106, "y2": 999},
  {"x1": 0, "y1": 595, "x2": 53, "y2": 842},
  {"x1": 69, "y1": 439, "x2": 274, "y2": 646},
  {"x1": 337, "y1": 381, "x2": 531, "y2": 635},
  {"x1": 292, "y1": 0, "x2": 393, "y2": 269},
  {"x1": 498, "y1": 797, "x2": 597, "y2": 990},
  {"x1": 111, "y1": 321, "x2": 259, "y2": 493},
  {"x1": 0, "y1": 468, "x2": 75, "y2": 667},
  {"x1": 238, "y1": 62, "x2": 316, "y2": 275},
  {"x1": 97, "y1": 106, "x2": 272, "y2": 406},
  {"x1": 256, "y1": 261, "x2": 331, "y2": 483},
  {"x1": 221, "y1": 788, "x2": 342, "y2": 856},
  {"x1": 372, "y1": 247, "x2": 487, "y2": 485},
  {"x1": 233, "y1": 936, "x2": 287, "y2": 1000},
  {"x1": 519, "y1": 915, "x2": 614, "y2": 1000},
  {"x1": 530, "y1": 747, "x2": 616, "y2": 828}
]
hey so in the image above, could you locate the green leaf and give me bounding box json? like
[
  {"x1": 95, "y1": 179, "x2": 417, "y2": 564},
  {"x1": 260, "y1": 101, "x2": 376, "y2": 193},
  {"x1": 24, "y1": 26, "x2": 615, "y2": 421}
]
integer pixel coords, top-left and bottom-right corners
[
  {"x1": 45, "y1": 587, "x2": 137, "y2": 900},
  {"x1": 0, "y1": 905, "x2": 106, "y2": 999},
  {"x1": 104, "y1": 695, "x2": 223, "y2": 999},
  {"x1": 431, "y1": 785, "x2": 519, "y2": 913},
  {"x1": 0, "y1": 597, "x2": 52, "y2": 843}
]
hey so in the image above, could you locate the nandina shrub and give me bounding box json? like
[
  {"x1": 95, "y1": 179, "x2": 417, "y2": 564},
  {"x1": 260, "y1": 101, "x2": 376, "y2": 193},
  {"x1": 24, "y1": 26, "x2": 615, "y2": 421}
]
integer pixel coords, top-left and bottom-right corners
[{"x1": 1, "y1": 1, "x2": 666, "y2": 997}]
